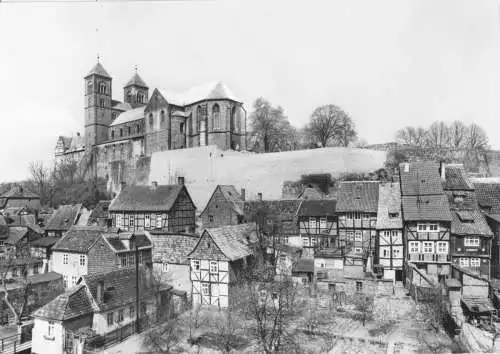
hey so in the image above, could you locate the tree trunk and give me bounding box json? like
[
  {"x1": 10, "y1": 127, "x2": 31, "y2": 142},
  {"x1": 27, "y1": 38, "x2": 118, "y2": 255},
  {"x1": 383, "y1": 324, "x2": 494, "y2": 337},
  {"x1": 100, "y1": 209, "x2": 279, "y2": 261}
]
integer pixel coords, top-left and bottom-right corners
[{"x1": 3, "y1": 289, "x2": 20, "y2": 325}]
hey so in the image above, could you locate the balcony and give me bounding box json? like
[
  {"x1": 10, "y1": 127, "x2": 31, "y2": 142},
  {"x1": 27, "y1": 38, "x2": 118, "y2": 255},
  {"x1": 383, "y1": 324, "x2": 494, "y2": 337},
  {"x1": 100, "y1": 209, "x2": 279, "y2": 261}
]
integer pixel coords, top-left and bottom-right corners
[{"x1": 407, "y1": 253, "x2": 450, "y2": 263}]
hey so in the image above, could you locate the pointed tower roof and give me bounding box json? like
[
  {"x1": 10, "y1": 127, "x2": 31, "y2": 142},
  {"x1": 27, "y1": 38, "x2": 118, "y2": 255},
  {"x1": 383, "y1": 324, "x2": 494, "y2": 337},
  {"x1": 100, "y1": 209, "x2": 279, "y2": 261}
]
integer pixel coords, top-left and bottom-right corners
[
  {"x1": 124, "y1": 72, "x2": 148, "y2": 88},
  {"x1": 85, "y1": 62, "x2": 111, "y2": 79}
]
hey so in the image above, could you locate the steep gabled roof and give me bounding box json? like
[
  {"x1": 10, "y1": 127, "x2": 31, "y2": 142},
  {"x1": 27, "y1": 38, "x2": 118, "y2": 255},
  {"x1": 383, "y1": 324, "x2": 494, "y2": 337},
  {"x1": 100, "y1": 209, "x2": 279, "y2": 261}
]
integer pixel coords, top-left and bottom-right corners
[
  {"x1": 103, "y1": 232, "x2": 152, "y2": 253},
  {"x1": 150, "y1": 232, "x2": 199, "y2": 264},
  {"x1": 399, "y1": 161, "x2": 443, "y2": 196},
  {"x1": 472, "y1": 180, "x2": 500, "y2": 214},
  {"x1": 0, "y1": 186, "x2": 39, "y2": 200},
  {"x1": 376, "y1": 182, "x2": 402, "y2": 229},
  {"x1": 401, "y1": 195, "x2": 452, "y2": 222},
  {"x1": 52, "y1": 226, "x2": 108, "y2": 253},
  {"x1": 109, "y1": 184, "x2": 194, "y2": 212},
  {"x1": 336, "y1": 181, "x2": 380, "y2": 213},
  {"x1": 243, "y1": 199, "x2": 301, "y2": 235},
  {"x1": 85, "y1": 62, "x2": 111, "y2": 79},
  {"x1": 297, "y1": 200, "x2": 337, "y2": 217},
  {"x1": 30, "y1": 237, "x2": 60, "y2": 248},
  {"x1": 125, "y1": 73, "x2": 148, "y2": 88},
  {"x1": 201, "y1": 185, "x2": 244, "y2": 217},
  {"x1": 45, "y1": 204, "x2": 83, "y2": 231},
  {"x1": 88, "y1": 200, "x2": 111, "y2": 221},
  {"x1": 6, "y1": 227, "x2": 29, "y2": 245},
  {"x1": 443, "y1": 164, "x2": 473, "y2": 191},
  {"x1": 451, "y1": 209, "x2": 493, "y2": 236},
  {"x1": 33, "y1": 284, "x2": 94, "y2": 321}
]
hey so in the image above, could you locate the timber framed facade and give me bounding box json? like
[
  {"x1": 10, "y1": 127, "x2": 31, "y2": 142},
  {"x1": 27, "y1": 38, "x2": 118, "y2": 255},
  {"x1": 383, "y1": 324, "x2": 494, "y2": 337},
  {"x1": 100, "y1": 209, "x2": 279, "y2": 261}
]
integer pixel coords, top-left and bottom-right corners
[{"x1": 297, "y1": 200, "x2": 337, "y2": 257}]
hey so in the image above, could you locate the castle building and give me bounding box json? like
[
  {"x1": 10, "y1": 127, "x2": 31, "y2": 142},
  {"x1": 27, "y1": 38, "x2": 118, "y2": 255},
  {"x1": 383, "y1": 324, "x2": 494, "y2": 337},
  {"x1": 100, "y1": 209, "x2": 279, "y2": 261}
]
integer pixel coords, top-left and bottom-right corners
[{"x1": 55, "y1": 61, "x2": 247, "y2": 176}]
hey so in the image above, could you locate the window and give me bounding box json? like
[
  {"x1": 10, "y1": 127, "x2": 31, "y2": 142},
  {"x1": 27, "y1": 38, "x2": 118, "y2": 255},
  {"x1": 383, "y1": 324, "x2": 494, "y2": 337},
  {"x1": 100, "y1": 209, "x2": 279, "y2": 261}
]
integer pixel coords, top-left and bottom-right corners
[
  {"x1": 470, "y1": 258, "x2": 480, "y2": 267},
  {"x1": 309, "y1": 217, "x2": 317, "y2": 230},
  {"x1": 279, "y1": 254, "x2": 286, "y2": 264},
  {"x1": 382, "y1": 248, "x2": 389, "y2": 257},
  {"x1": 429, "y1": 224, "x2": 438, "y2": 232},
  {"x1": 118, "y1": 310, "x2": 124, "y2": 322},
  {"x1": 87, "y1": 81, "x2": 93, "y2": 94},
  {"x1": 100, "y1": 98, "x2": 105, "y2": 107},
  {"x1": 136, "y1": 124, "x2": 141, "y2": 133},
  {"x1": 63, "y1": 275, "x2": 68, "y2": 288},
  {"x1": 163, "y1": 263, "x2": 168, "y2": 272},
  {"x1": 129, "y1": 215, "x2": 135, "y2": 228},
  {"x1": 180, "y1": 122, "x2": 184, "y2": 133},
  {"x1": 465, "y1": 238, "x2": 480, "y2": 247},
  {"x1": 354, "y1": 247, "x2": 362, "y2": 253},
  {"x1": 389, "y1": 212, "x2": 399, "y2": 218},
  {"x1": 156, "y1": 214, "x2": 162, "y2": 229},
  {"x1": 150, "y1": 213, "x2": 156, "y2": 229},
  {"x1": 107, "y1": 312, "x2": 114, "y2": 326},
  {"x1": 72, "y1": 276, "x2": 77, "y2": 286},
  {"x1": 319, "y1": 217, "x2": 327, "y2": 229},
  {"x1": 459, "y1": 258, "x2": 469, "y2": 267},
  {"x1": 112, "y1": 112, "x2": 116, "y2": 121},
  {"x1": 409, "y1": 241, "x2": 420, "y2": 254},
  {"x1": 383, "y1": 231, "x2": 390, "y2": 237},
  {"x1": 201, "y1": 283, "x2": 210, "y2": 296},
  {"x1": 48, "y1": 321, "x2": 54, "y2": 337},
  {"x1": 355, "y1": 212, "x2": 361, "y2": 220},
  {"x1": 212, "y1": 104, "x2": 220, "y2": 129},
  {"x1": 418, "y1": 224, "x2": 439, "y2": 232},
  {"x1": 437, "y1": 242, "x2": 448, "y2": 254},
  {"x1": 111, "y1": 130, "x2": 115, "y2": 139},
  {"x1": 417, "y1": 224, "x2": 426, "y2": 232},
  {"x1": 127, "y1": 126, "x2": 131, "y2": 135},
  {"x1": 11, "y1": 267, "x2": 17, "y2": 277},
  {"x1": 139, "y1": 252, "x2": 143, "y2": 264},
  {"x1": 311, "y1": 237, "x2": 316, "y2": 246},
  {"x1": 130, "y1": 306, "x2": 135, "y2": 319},
  {"x1": 137, "y1": 93, "x2": 144, "y2": 103},
  {"x1": 355, "y1": 231, "x2": 362, "y2": 242},
  {"x1": 121, "y1": 255, "x2": 127, "y2": 267},
  {"x1": 160, "y1": 110, "x2": 165, "y2": 123},
  {"x1": 99, "y1": 82, "x2": 106, "y2": 94},
  {"x1": 210, "y1": 261, "x2": 218, "y2": 273},
  {"x1": 423, "y1": 242, "x2": 433, "y2": 254},
  {"x1": 356, "y1": 281, "x2": 363, "y2": 292},
  {"x1": 80, "y1": 255, "x2": 86, "y2": 267},
  {"x1": 192, "y1": 260, "x2": 200, "y2": 271},
  {"x1": 347, "y1": 231, "x2": 354, "y2": 241},
  {"x1": 208, "y1": 215, "x2": 214, "y2": 222},
  {"x1": 145, "y1": 214, "x2": 150, "y2": 228},
  {"x1": 63, "y1": 254, "x2": 68, "y2": 265},
  {"x1": 149, "y1": 114, "x2": 154, "y2": 127},
  {"x1": 302, "y1": 237, "x2": 310, "y2": 247},
  {"x1": 120, "y1": 128, "x2": 123, "y2": 137}
]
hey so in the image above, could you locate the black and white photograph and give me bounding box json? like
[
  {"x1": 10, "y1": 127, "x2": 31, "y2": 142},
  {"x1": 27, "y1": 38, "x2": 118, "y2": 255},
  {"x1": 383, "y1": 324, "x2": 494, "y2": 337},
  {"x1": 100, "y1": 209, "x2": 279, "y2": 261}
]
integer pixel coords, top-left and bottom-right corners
[{"x1": 0, "y1": 0, "x2": 499, "y2": 352}]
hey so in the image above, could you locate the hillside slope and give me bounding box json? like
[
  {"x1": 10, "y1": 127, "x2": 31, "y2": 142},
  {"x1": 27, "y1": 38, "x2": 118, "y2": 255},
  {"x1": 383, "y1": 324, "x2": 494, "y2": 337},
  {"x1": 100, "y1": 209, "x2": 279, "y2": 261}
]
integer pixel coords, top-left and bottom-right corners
[{"x1": 148, "y1": 146, "x2": 387, "y2": 210}]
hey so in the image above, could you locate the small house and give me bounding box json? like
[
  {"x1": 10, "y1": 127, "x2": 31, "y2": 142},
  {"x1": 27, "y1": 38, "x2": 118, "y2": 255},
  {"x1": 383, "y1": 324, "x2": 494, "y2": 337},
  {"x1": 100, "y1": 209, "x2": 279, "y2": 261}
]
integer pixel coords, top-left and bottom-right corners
[
  {"x1": 200, "y1": 185, "x2": 245, "y2": 228},
  {"x1": 45, "y1": 204, "x2": 91, "y2": 237}
]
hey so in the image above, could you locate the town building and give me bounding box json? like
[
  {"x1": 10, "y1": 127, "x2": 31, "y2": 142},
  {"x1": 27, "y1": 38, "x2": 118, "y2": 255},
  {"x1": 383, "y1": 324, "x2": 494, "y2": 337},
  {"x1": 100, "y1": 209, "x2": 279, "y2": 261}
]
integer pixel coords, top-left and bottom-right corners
[
  {"x1": 472, "y1": 179, "x2": 500, "y2": 278},
  {"x1": 3, "y1": 226, "x2": 41, "y2": 255},
  {"x1": 30, "y1": 237, "x2": 60, "y2": 272},
  {"x1": 150, "y1": 231, "x2": 199, "y2": 294},
  {"x1": 336, "y1": 181, "x2": 379, "y2": 258},
  {"x1": 199, "y1": 185, "x2": 245, "y2": 228},
  {"x1": 51, "y1": 226, "x2": 152, "y2": 289},
  {"x1": 0, "y1": 185, "x2": 40, "y2": 211},
  {"x1": 400, "y1": 161, "x2": 452, "y2": 284},
  {"x1": 187, "y1": 223, "x2": 257, "y2": 308},
  {"x1": 375, "y1": 182, "x2": 403, "y2": 281},
  {"x1": 54, "y1": 133, "x2": 85, "y2": 166},
  {"x1": 296, "y1": 200, "x2": 337, "y2": 257},
  {"x1": 87, "y1": 200, "x2": 111, "y2": 227},
  {"x1": 44, "y1": 204, "x2": 91, "y2": 237},
  {"x1": 32, "y1": 266, "x2": 172, "y2": 354},
  {"x1": 109, "y1": 179, "x2": 196, "y2": 233},
  {"x1": 443, "y1": 165, "x2": 493, "y2": 279}
]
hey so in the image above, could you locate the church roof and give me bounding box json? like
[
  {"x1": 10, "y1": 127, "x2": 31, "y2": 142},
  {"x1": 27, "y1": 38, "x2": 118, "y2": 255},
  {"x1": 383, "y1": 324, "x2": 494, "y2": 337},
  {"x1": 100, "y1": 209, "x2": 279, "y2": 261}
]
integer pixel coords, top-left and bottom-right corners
[
  {"x1": 158, "y1": 81, "x2": 240, "y2": 106},
  {"x1": 110, "y1": 106, "x2": 146, "y2": 127},
  {"x1": 112, "y1": 101, "x2": 132, "y2": 112},
  {"x1": 85, "y1": 62, "x2": 111, "y2": 79},
  {"x1": 125, "y1": 73, "x2": 148, "y2": 88}
]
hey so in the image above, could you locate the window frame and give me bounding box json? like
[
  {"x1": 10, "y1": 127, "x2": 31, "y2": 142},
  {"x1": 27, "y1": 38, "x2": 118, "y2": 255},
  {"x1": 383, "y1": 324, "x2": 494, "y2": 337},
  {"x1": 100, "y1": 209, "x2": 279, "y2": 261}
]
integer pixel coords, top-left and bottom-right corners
[
  {"x1": 48, "y1": 321, "x2": 54, "y2": 337},
  {"x1": 459, "y1": 258, "x2": 470, "y2": 267},
  {"x1": 436, "y1": 241, "x2": 448, "y2": 254},
  {"x1": 470, "y1": 258, "x2": 481, "y2": 267},
  {"x1": 79, "y1": 255, "x2": 86, "y2": 267},
  {"x1": 354, "y1": 231, "x2": 362, "y2": 242},
  {"x1": 209, "y1": 261, "x2": 218, "y2": 273},
  {"x1": 422, "y1": 241, "x2": 434, "y2": 254},
  {"x1": 409, "y1": 241, "x2": 420, "y2": 254},
  {"x1": 63, "y1": 253, "x2": 68, "y2": 265},
  {"x1": 464, "y1": 237, "x2": 480, "y2": 247},
  {"x1": 107, "y1": 312, "x2": 114, "y2": 326}
]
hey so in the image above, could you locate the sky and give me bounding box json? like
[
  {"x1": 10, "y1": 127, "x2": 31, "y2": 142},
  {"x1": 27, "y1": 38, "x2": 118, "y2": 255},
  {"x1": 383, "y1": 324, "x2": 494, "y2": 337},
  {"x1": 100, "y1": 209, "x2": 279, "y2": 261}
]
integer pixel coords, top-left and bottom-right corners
[{"x1": 0, "y1": 0, "x2": 499, "y2": 181}]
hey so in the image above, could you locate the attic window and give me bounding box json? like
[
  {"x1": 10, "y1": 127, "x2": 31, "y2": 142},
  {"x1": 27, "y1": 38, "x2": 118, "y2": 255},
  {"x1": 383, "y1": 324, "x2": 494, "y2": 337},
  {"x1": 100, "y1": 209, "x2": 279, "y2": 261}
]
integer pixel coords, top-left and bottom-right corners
[
  {"x1": 207, "y1": 241, "x2": 211, "y2": 248},
  {"x1": 389, "y1": 212, "x2": 399, "y2": 218}
]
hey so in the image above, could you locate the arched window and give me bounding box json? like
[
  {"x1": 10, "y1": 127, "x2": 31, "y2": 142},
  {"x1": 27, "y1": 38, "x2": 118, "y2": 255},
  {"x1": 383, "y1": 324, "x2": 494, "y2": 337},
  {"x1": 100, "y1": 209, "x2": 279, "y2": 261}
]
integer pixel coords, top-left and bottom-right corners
[
  {"x1": 99, "y1": 82, "x2": 106, "y2": 94},
  {"x1": 231, "y1": 106, "x2": 236, "y2": 132},
  {"x1": 128, "y1": 126, "x2": 131, "y2": 135},
  {"x1": 149, "y1": 113, "x2": 153, "y2": 127},
  {"x1": 100, "y1": 98, "x2": 105, "y2": 107},
  {"x1": 136, "y1": 124, "x2": 140, "y2": 133},
  {"x1": 212, "y1": 104, "x2": 220, "y2": 130},
  {"x1": 160, "y1": 110, "x2": 165, "y2": 123},
  {"x1": 111, "y1": 130, "x2": 115, "y2": 139},
  {"x1": 126, "y1": 90, "x2": 132, "y2": 102},
  {"x1": 197, "y1": 106, "x2": 203, "y2": 132},
  {"x1": 87, "y1": 81, "x2": 93, "y2": 94},
  {"x1": 120, "y1": 128, "x2": 123, "y2": 137},
  {"x1": 137, "y1": 92, "x2": 143, "y2": 103}
]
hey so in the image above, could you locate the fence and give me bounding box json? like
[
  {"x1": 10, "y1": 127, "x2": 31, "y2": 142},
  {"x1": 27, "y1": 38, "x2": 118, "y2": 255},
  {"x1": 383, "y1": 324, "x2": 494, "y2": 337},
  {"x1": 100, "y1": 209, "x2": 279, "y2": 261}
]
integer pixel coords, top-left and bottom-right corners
[{"x1": 0, "y1": 329, "x2": 33, "y2": 354}]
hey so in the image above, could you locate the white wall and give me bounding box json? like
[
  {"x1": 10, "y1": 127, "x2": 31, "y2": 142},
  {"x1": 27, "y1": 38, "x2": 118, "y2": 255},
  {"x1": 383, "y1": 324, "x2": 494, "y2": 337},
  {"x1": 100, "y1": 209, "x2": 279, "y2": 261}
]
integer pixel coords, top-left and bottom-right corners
[
  {"x1": 52, "y1": 251, "x2": 88, "y2": 289},
  {"x1": 153, "y1": 263, "x2": 191, "y2": 294},
  {"x1": 32, "y1": 318, "x2": 64, "y2": 354}
]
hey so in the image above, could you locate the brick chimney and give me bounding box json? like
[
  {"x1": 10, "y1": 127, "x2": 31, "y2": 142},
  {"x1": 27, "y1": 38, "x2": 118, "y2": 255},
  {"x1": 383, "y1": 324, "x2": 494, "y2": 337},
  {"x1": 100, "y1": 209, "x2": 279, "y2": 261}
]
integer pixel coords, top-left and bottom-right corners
[
  {"x1": 241, "y1": 188, "x2": 246, "y2": 201},
  {"x1": 151, "y1": 181, "x2": 158, "y2": 190},
  {"x1": 258, "y1": 192, "x2": 262, "y2": 201},
  {"x1": 178, "y1": 176, "x2": 185, "y2": 185},
  {"x1": 97, "y1": 280, "x2": 104, "y2": 303}
]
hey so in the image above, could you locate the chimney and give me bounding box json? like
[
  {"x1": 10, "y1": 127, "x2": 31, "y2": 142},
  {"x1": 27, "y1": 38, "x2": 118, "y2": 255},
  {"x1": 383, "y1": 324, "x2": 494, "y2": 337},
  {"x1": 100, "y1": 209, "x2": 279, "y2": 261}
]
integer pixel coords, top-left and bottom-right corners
[
  {"x1": 97, "y1": 280, "x2": 104, "y2": 303},
  {"x1": 257, "y1": 192, "x2": 262, "y2": 201},
  {"x1": 241, "y1": 188, "x2": 246, "y2": 201},
  {"x1": 151, "y1": 181, "x2": 158, "y2": 190},
  {"x1": 178, "y1": 176, "x2": 185, "y2": 185}
]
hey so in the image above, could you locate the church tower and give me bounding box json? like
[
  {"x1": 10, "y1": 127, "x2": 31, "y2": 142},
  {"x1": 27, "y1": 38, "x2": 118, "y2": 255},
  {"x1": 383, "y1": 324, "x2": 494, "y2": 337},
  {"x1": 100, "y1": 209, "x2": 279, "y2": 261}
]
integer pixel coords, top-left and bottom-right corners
[
  {"x1": 123, "y1": 69, "x2": 149, "y2": 109},
  {"x1": 84, "y1": 60, "x2": 113, "y2": 148}
]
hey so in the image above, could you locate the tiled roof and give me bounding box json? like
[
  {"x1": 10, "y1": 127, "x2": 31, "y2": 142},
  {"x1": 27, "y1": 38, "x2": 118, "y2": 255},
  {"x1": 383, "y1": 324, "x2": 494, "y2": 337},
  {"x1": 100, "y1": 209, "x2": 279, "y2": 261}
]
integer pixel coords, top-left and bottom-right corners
[
  {"x1": 158, "y1": 81, "x2": 240, "y2": 106},
  {"x1": 29, "y1": 271, "x2": 63, "y2": 285},
  {"x1": 292, "y1": 258, "x2": 314, "y2": 273},
  {"x1": 151, "y1": 233, "x2": 199, "y2": 264},
  {"x1": 30, "y1": 237, "x2": 59, "y2": 248},
  {"x1": 103, "y1": 232, "x2": 152, "y2": 253},
  {"x1": 45, "y1": 204, "x2": 83, "y2": 231},
  {"x1": 109, "y1": 106, "x2": 146, "y2": 127},
  {"x1": 297, "y1": 200, "x2": 336, "y2": 217},
  {"x1": 83, "y1": 267, "x2": 163, "y2": 312},
  {"x1": 0, "y1": 186, "x2": 39, "y2": 200},
  {"x1": 190, "y1": 223, "x2": 256, "y2": 261},
  {"x1": 443, "y1": 164, "x2": 473, "y2": 191},
  {"x1": 125, "y1": 73, "x2": 148, "y2": 88},
  {"x1": 89, "y1": 200, "x2": 111, "y2": 221},
  {"x1": 472, "y1": 180, "x2": 500, "y2": 214},
  {"x1": 336, "y1": 181, "x2": 380, "y2": 213},
  {"x1": 52, "y1": 226, "x2": 107, "y2": 253},
  {"x1": 201, "y1": 185, "x2": 244, "y2": 217},
  {"x1": 451, "y1": 210, "x2": 492, "y2": 236},
  {"x1": 401, "y1": 195, "x2": 452, "y2": 222},
  {"x1": 244, "y1": 200, "x2": 301, "y2": 235},
  {"x1": 376, "y1": 182, "x2": 403, "y2": 229},
  {"x1": 399, "y1": 161, "x2": 444, "y2": 196},
  {"x1": 6, "y1": 227, "x2": 28, "y2": 245},
  {"x1": 109, "y1": 184, "x2": 189, "y2": 212},
  {"x1": 112, "y1": 101, "x2": 132, "y2": 112},
  {"x1": 297, "y1": 187, "x2": 328, "y2": 200},
  {"x1": 85, "y1": 62, "x2": 111, "y2": 78},
  {"x1": 33, "y1": 284, "x2": 94, "y2": 321}
]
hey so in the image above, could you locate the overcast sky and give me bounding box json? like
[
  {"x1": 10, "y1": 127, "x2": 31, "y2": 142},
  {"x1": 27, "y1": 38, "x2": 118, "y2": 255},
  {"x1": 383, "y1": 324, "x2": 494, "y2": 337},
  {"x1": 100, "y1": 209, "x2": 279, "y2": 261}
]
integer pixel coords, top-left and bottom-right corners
[{"x1": 0, "y1": 0, "x2": 499, "y2": 181}]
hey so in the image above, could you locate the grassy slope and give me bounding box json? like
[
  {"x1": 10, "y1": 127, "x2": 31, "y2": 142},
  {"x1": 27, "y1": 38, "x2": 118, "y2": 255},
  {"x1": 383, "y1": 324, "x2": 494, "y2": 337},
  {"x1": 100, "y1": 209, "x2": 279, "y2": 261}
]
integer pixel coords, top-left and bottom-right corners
[{"x1": 149, "y1": 146, "x2": 387, "y2": 211}]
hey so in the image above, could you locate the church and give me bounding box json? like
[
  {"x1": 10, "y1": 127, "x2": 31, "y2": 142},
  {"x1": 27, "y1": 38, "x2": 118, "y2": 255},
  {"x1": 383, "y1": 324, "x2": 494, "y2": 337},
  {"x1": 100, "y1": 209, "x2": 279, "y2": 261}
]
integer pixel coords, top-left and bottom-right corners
[{"x1": 55, "y1": 61, "x2": 247, "y2": 176}]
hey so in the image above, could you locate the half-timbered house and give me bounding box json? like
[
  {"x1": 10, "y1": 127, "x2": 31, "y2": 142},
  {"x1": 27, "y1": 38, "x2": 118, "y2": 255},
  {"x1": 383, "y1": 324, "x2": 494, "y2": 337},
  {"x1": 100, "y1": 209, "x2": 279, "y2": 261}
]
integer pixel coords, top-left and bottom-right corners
[
  {"x1": 187, "y1": 223, "x2": 257, "y2": 308},
  {"x1": 442, "y1": 165, "x2": 493, "y2": 279},
  {"x1": 400, "y1": 161, "x2": 452, "y2": 284},
  {"x1": 296, "y1": 200, "x2": 337, "y2": 258},
  {"x1": 375, "y1": 182, "x2": 403, "y2": 281},
  {"x1": 109, "y1": 178, "x2": 196, "y2": 233},
  {"x1": 199, "y1": 185, "x2": 245, "y2": 228},
  {"x1": 336, "y1": 181, "x2": 379, "y2": 256}
]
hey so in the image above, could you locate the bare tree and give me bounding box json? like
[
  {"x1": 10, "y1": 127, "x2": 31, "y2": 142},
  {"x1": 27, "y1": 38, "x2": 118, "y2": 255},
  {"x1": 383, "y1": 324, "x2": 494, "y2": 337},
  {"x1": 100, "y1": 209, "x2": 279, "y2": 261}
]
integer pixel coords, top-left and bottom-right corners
[
  {"x1": 425, "y1": 121, "x2": 450, "y2": 149},
  {"x1": 29, "y1": 161, "x2": 50, "y2": 205},
  {"x1": 395, "y1": 126, "x2": 418, "y2": 145},
  {"x1": 184, "y1": 304, "x2": 206, "y2": 346},
  {"x1": 449, "y1": 121, "x2": 468, "y2": 149},
  {"x1": 143, "y1": 318, "x2": 183, "y2": 354},
  {"x1": 305, "y1": 105, "x2": 346, "y2": 147},
  {"x1": 211, "y1": 308, "x2": 244, "y2": 354},
  {"x1": 352, "y1": 293, "x2": 374, "y2": 327},
  {"x1": 418, "y1": 287, "x2": 446, "y2": 332},
  {"x1": 466, "y1": 123, "x2": 489, "y2": 151}
]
